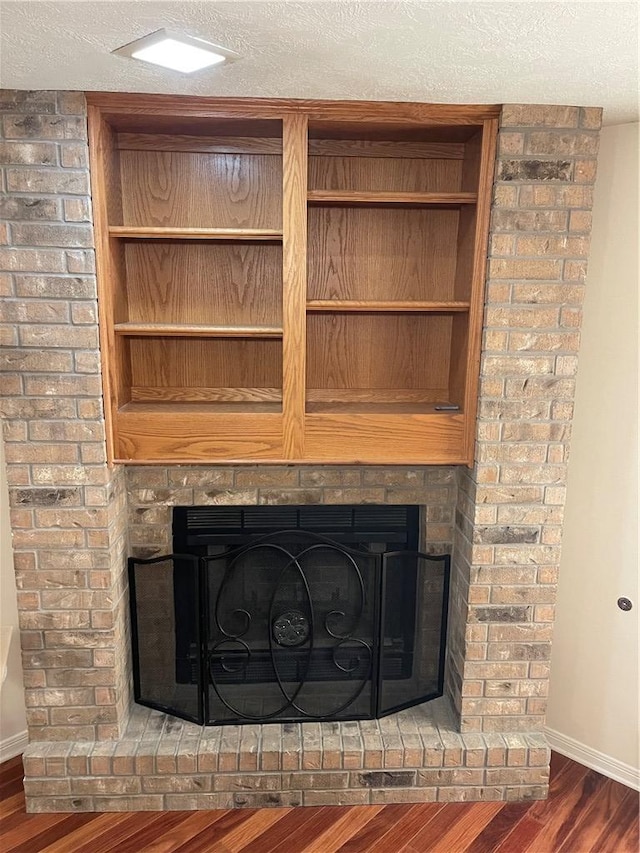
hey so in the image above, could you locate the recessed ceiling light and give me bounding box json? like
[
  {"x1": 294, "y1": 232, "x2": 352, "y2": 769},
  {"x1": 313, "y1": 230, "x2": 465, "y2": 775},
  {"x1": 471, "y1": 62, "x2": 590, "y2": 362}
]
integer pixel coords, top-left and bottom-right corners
[{"x1": 113, "y1": 29, "x2": 238, "y2": 74}]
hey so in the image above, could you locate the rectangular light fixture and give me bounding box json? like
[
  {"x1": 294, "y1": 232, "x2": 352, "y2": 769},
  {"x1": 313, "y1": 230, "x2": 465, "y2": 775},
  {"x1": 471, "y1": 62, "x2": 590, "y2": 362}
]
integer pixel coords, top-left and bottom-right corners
[{"x1": 113, "y1": 29, "x2": 238, "y2": 74}]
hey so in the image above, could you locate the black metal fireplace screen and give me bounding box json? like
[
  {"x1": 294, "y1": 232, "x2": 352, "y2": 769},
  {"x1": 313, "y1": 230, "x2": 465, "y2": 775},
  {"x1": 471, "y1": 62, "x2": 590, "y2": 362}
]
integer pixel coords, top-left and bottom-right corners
[{"x1": 128, "y1": 506, "x2": 450, "y2": 726}]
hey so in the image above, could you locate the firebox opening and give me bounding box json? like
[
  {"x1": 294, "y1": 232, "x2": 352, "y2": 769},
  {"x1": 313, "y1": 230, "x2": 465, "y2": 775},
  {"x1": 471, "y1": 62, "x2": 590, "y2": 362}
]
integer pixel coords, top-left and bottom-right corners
[{"x1": 129, "y1": 505, "x2": 449, "y2": 726}]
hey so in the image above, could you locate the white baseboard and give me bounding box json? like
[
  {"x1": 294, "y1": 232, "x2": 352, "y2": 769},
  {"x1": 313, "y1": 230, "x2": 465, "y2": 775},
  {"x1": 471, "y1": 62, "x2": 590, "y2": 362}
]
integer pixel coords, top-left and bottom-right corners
[
  {"x1": 0, "y1": 729, "x2": 28, "y2": 763},
  {"x1": 545, "y1": 726, "x2": 640, "y2": 791}
]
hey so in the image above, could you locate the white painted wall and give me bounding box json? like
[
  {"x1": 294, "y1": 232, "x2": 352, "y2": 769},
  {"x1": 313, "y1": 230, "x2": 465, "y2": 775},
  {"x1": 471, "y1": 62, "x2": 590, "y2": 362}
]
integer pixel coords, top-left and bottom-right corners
[
  {"x1": 0, "y1": 433, "x2": 28, "y2": 759},
  {"x1": 547, "y1": 122, "x2": 639, "y2": 789}
]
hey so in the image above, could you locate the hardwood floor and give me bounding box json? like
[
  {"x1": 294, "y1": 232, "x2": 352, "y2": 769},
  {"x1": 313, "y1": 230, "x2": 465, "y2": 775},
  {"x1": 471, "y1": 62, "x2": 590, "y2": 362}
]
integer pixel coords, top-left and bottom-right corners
[{"x1": 0, "y1": 752, "x2": 637, "y2": 852}]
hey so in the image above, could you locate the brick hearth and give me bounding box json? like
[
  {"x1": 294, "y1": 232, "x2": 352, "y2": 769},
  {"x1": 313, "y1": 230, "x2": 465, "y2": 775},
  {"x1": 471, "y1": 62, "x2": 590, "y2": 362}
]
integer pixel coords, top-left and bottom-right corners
[
  {"x1": 0, "y1": 91, "x2": 601, "y2": 810},
  {"x1": 22, "y1": 699, "x2": 550, "y2": 811}
]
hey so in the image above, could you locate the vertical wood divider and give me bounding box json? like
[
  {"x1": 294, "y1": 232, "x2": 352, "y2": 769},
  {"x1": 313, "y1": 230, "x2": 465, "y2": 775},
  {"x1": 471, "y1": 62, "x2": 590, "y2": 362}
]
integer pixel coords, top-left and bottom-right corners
[
  {"x1": 463, "y1": 117, "x2": 499, "y2": 464},
  {"x1": 87, "y1": 106, "x2": 118, "y2": 464},
  {"x1": 282, "y1": 113, "x2": 308, "y2": 458}
]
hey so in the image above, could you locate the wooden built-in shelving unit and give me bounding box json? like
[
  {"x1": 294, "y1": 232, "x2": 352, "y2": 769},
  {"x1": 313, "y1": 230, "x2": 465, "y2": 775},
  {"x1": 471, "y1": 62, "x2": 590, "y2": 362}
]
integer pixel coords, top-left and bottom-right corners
[{"x1": 87, "y1": 95, "x2": 499, "y2": 464}]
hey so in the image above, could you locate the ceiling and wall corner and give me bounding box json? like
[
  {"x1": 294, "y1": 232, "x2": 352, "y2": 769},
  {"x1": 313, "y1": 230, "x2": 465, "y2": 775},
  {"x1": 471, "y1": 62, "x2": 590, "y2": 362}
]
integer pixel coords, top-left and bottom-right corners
[{"x1": 0, "y1": 1, "x2": 638, "y2": 125}]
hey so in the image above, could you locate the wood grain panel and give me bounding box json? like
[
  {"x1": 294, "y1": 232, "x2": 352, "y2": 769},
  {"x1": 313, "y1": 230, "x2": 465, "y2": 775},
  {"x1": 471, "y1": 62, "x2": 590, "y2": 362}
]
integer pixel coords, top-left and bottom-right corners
[
  {"x1": 307, "y1": 388, "x2": 448, "y2": 403},
  {"x1": 308, "y1": 157, "x2": 461, "y2": 192},
  {"x1": 452, "y1": 206, "x2": 478, "y2": 302},
  {"x1": 106, "y1": 237, "x2": 133, "y2": 408},
  {"x1": 461, "y1": 127, "x2": 483, "y2": 192},
  {"x1": 121, "y1": 401, "x2": 281, "y2": 413},
  {"x1": 308, "y1": 139, "x2": 465, "y2": 158},
  {"x1": 308, "y1": 207, "x2": 459, "y2": 301},
  {"x1": 123, "y1": 242, "x2": 282, "y2": 326},
  {"x1": 281, "y1": 113, "x2": 308, "y2": 458},
  {"x1": 100, "y1": 109, "x2": 285, "y2": 133},
  {"x1": 120, "y1": 151, "x2": 282, "y2": 228},
  {"x1": 116, "y1": 411, "x2": 284, "y2": 462},
  {"x1": 99, "y1": 120, "x2": 123, "y2": 226},
  {"x1": 453, "y1": 126, "x2": 483, "y2": 301},
  {"x1": 130, "y1": 387, "x2": 282, "y2": 403},
  {"x1": 306, "y1": 313, "x2": 452, "y2": 391},
  {"x1": 448, "y1": 313, "x2": 469, "y2": 411},
  {"x1": 305, "y1": 117, "x2": 490, "y2": 137},
  {"x1": 118, "y1": 133, "x2": 282, "y2": 154},
  {"x1": 304, "y1": 413, "x2": 466, "y2": 464},
  {"x1": 128, "y1": 338, "x2": 282, "y2": 391}
]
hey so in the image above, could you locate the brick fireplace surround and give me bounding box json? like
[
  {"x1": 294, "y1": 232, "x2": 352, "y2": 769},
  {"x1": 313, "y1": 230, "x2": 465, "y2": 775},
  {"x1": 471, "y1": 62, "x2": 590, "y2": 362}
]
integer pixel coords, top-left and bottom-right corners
[{"x1": 0, "y1": 92, "x2": 601, "y2": 811}]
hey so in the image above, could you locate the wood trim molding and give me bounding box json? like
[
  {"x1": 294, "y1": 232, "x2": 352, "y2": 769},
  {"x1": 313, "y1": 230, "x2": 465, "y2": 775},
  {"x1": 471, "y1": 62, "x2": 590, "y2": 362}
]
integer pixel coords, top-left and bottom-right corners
[
  {"x1": 85, "y1": 92, "x2": 501, "y2": 124},
  {"x1": 281, "y1": 114, "x2": 308, "y2": 459}
]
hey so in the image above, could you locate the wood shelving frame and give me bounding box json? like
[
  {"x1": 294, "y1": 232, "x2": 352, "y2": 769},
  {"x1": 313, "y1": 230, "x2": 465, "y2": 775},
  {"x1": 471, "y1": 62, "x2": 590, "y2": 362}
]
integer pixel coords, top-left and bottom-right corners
[
  {"x1": 307, "y1": 190, "x2": 478, "y2": 206},
  {"x1": 113, "y1": 323, "x2": 283, "y2": 338},
  {"x1": 109, "y1": 227, "x2": 284, "y2": 241},
  {"x1": 306, "y1": 301, "x2": 470, "y2": 313},
  {"x1": 87, "y1": 93, "x2": 499, "y2": 465}
]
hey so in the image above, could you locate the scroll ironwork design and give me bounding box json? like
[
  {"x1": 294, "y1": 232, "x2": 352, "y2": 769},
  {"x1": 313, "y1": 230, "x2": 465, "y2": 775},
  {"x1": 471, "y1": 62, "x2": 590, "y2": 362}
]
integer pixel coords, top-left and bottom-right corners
[
  {"x1": 204, "y1": 532, "x2": 375, "y2": 722},
  {"x1": 127, "y1": 528, "x2": 451, "y2": 727}
]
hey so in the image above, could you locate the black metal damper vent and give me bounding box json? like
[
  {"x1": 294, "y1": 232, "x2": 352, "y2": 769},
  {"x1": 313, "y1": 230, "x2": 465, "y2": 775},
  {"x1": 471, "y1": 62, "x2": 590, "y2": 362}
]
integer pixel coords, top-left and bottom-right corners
[{"x1": 128, "y1": 505, "x2": 449, "y2": 725}]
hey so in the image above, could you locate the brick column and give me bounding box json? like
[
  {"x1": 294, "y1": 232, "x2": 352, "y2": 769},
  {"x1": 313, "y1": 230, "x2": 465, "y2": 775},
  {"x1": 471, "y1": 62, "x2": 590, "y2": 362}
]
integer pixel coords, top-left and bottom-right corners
[
  {"x1": 0, "y1": 91, "x2": 131, "y2": 740},
  {"x1": 449, "y1": 105, "x2": 602, "y2": 733}
]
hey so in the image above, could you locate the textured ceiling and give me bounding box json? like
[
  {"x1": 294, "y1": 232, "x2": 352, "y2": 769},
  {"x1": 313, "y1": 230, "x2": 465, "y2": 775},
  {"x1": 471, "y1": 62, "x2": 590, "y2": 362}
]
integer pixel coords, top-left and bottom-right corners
[{"x1": 0, "y1": 1, "x2": 638, "y2": 124}]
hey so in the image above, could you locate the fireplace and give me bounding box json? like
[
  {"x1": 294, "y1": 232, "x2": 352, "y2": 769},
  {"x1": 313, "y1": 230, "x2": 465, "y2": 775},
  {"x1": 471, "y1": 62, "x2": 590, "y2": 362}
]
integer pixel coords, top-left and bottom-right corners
[
  {"x1": 129, "y1": 506, "x2": 450, "y2": 725},
  {"x1": 3, "y1": 95, "x2": 602, "y2": 811}
]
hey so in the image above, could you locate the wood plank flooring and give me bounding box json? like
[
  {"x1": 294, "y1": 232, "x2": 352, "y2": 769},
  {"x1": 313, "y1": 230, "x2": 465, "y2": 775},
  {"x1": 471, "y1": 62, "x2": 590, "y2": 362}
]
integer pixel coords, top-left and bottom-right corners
[{"x1": 0, "y1": 752, "x2": 637, "y2": 852}]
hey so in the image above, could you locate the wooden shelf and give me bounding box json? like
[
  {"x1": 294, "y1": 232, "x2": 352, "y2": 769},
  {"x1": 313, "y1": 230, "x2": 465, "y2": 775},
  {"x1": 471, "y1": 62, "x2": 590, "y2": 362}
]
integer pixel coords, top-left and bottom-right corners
[
  {"x1": 306, "y1": 401, "x2": 460, "y2": 414},
  {"x1": 305, "y1": 390, "x2": 460, "y2": 415},
  {"x1": 306, "y1": 300, "x2": 470, "y2": 313},
  {"x1": 120, "y1": 400, "x2": 282, "y2": 415},
  {"x1": 114, "y1": 323, "x2": 283, "y2": 338},
  {"x1": 307, "y1": 190, "x2": 477, "y2": 207},
  {"x1": 108, "y1": 227, "x2": 283, "y2": 241}
]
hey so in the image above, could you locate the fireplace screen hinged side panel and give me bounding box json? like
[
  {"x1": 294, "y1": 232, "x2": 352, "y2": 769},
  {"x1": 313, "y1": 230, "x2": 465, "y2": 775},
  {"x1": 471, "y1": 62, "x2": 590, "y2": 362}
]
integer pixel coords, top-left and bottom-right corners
[
  {"x1": 128, "y1": 553, "x2": 203, "y2": 724},
  {"x1": 128, "y1": 506, "x2": 450, "y2": 725}
]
